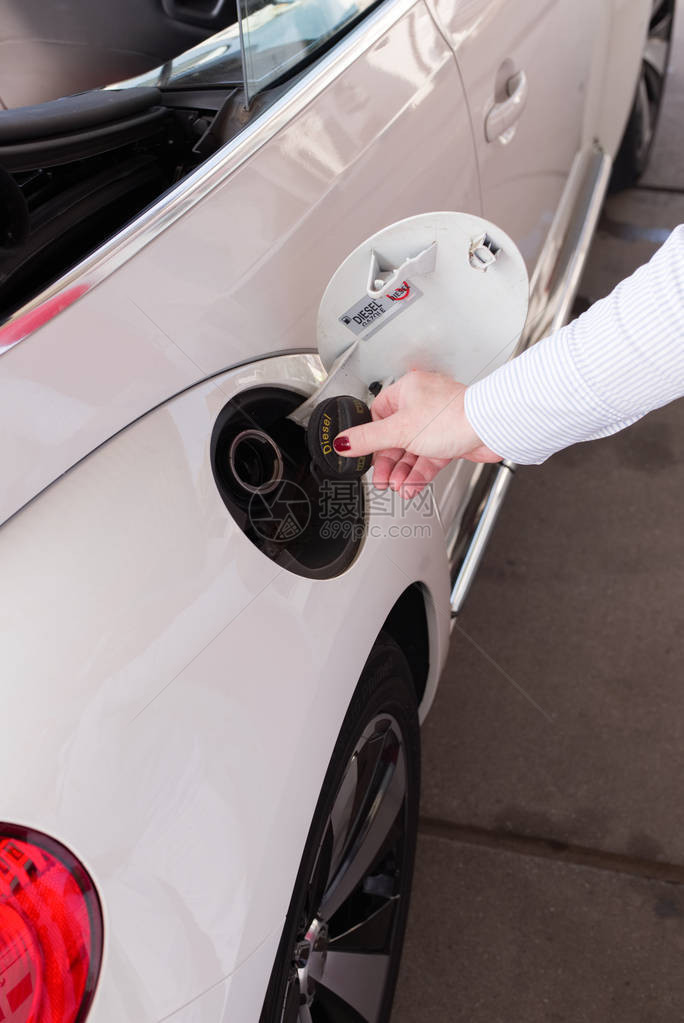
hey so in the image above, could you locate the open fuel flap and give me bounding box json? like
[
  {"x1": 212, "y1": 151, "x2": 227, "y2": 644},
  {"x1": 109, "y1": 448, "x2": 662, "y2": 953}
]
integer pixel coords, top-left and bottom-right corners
[{"x1": 211, "y1": 212, "x2": 529, "y2": 579}]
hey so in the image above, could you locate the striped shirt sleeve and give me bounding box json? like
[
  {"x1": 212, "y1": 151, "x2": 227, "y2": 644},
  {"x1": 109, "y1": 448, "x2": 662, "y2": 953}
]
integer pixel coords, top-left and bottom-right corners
[{"x1": 464, "y1": 224, "x2": 684, "y2": 465}]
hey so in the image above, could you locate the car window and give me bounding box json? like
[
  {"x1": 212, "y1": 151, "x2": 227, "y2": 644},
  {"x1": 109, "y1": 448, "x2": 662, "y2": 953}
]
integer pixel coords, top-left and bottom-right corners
[
  {"x1": 112, "y1": 0, "x2": 378, "y2": 99},
  {"x1": 238, "y1": 0, "x2": 378, "y2": 102}
]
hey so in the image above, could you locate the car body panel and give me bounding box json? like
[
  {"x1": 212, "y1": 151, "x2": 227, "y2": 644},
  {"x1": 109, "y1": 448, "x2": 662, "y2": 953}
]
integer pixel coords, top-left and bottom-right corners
[
  {"x1": 594, "y1": 0, "x2": 652, "y2": 157},
  {"x1": 428, "y1": 0, "x2": 605, "y2": 270},
  {"x1": 0, "y1": 0, "x2": 478, "y2": 529},
  {"x1": 0, "y1": 0, "x2": 653, "y2": 1019},
  {"x1": 1, "y1": 353, "x2": 451, "y2": 1021}
]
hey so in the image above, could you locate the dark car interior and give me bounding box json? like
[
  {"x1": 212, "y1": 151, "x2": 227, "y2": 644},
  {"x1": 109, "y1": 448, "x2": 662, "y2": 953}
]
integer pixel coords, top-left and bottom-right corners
[
  {"x1": 0, "y1": 0, "x2": 370, "y2": 324},
  {"x1": 0, "y1": 0, "x2": 267, "y2": 323},
  {"x1": 0, "y1": 0, "x2": 237, "y2": 109}
]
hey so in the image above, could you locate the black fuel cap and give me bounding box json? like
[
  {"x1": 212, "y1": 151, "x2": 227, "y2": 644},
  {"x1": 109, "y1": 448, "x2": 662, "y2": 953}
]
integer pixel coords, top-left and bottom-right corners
[{"x1": 307, "y1": 395, "x2": 372, "y2": 479}]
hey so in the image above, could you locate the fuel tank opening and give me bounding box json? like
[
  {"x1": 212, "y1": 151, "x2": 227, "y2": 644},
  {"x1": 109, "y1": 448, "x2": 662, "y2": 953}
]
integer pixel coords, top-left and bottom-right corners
[
  {"x1": 228, "y1": 429, "x2": 284, "y2": 495},
  {"x1": 211, "y1": 387, "x2": 366, "y2": 580}
]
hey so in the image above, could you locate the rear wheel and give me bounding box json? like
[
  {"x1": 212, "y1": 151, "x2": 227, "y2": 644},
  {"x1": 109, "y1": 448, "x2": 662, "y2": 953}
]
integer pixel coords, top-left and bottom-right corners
[
  {"x1": 259, "y1": 634, "x2": 420, "y2": 1023},
  {"x1": 610, "y1": 0, "x2": 675, "y2": 190}
]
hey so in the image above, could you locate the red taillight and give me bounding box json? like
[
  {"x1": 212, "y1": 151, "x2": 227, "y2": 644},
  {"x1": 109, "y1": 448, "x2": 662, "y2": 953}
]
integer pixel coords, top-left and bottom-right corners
[{"x1": 0, "y1": 828, "x2": 102, "y2": 1023}]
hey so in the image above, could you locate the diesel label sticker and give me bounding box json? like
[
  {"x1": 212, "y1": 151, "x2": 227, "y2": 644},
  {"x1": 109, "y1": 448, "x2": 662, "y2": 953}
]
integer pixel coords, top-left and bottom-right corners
[{"x1": 339, "y1": 280, "x2": 423, "y2": 339}]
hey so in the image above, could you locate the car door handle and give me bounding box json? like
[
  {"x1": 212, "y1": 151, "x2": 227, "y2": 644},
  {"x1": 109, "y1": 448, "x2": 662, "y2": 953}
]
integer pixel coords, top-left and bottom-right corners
[{"x1": 485, "y1": 70, "x2": 528, "y2": 143}]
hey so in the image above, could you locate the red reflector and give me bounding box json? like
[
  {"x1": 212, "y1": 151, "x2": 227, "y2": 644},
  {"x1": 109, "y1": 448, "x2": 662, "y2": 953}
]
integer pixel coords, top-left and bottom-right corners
[
  {"x1": 0, "y1": 285, "x2": 88, "y2": 354},
  {"x1": 0, "y1": 828, "x2": 102, "y2": 1023}
]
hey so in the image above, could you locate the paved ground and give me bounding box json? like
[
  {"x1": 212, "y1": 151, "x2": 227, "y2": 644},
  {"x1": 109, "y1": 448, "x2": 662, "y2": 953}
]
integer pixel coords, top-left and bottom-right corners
[{"x1": 394, "y1": 10, "x2": 684, "y2": 1021}]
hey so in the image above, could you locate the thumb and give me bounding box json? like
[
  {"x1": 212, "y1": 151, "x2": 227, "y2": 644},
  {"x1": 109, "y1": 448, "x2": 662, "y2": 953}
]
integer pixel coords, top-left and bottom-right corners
[{"x1": 334, "y1": 412, "x2": 407, "y2": 456}]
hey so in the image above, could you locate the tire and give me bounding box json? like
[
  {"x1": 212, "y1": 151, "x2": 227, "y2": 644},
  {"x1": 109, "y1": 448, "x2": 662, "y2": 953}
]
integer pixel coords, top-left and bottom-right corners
[
  {"x1": 259, "y1": 633, "x2": 420, "y2": 1023},
  {"x1": 610, "y1": 0, "x2": 675, "y2": 191}
]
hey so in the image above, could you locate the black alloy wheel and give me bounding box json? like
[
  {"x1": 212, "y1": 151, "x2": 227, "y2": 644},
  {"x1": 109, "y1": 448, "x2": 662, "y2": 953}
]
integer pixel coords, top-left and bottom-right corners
[
  {"x1": 611, "y1": 0, "x2": 676, "y2": 190},
  {"x1": 259, "y1": 634, "x2": 420, "y2": 1023}
]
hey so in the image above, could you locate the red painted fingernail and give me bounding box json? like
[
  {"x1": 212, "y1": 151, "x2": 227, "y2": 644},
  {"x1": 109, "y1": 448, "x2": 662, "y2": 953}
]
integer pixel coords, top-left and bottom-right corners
[{"x1": 334, "y1": 436, "x2": 351, "y2": 452}]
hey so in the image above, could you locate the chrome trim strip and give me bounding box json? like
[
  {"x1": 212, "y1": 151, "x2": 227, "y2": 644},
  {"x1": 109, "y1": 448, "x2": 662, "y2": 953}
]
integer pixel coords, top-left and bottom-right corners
[
  {"x1": 545, "y1": 151, "x2": 612, "y2": 335},
  {"x1": 448, "y1": 148, "x2": 613, "y2": 616},
  {"x1": 521, "y1": 147, "x2": 612, "y2": 352},
  {"x1": 0, "y1": 0, "x2": 415, "y2": 357},
  {"x1": 449, "y1": 461, "x2": 514, "y2": 616}
]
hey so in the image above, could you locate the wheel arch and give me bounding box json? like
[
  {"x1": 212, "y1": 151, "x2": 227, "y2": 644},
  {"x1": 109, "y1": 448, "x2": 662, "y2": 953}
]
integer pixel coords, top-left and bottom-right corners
[{"x1": 380, "y1": 582, "x2": 431, "y2": 705}]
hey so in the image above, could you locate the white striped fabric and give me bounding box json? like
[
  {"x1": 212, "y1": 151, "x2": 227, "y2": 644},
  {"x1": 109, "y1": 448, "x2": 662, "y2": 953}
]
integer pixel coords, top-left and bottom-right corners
[{"x1": 464, "y1": 224, "x2": 684, "y2": 464}]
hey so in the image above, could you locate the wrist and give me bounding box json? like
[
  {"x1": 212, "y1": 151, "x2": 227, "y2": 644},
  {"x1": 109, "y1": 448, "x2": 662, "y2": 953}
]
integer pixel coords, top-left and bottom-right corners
[{"x1": 462, "y1": 385, "x2": 502, "y2": 462}]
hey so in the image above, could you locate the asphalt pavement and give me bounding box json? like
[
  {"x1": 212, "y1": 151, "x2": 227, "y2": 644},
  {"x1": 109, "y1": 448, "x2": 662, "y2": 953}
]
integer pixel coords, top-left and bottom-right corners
[{"x1": 393, "y1": 12, "x2": 684, "y2": 1022}]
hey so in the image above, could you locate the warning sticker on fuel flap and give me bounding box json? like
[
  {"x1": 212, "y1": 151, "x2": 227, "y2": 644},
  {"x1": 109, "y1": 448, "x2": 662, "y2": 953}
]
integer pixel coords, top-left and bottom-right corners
[{"x1": 338, "y1": 279, "x2": 423, "y2": 340}]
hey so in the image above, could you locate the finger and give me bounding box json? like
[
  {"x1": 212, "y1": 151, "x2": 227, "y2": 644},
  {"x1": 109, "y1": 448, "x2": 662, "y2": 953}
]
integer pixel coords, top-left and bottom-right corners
[
  {"x1": 334, "y1": 412, "x2": 407, "y2": 457},
  {"x1": 372, "y1": 445, "x2": 404, "y2": 466},
  {"x1": 402, "y1": 455, "x2": 449, "y2": 498},
  {"x1": 389, "y1": 453, "x2": 417, "y2": 491},
  {"x1": 372, "y1": 447, "x2": 404, "y2": 490},
  {"x1": 370, "y1": 380, "x2": 402, "y2": 421}
]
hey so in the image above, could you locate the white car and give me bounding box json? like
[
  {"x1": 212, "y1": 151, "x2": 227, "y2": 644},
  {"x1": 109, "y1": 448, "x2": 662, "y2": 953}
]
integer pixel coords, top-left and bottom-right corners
[{"x1": 0, "y1": 1, "x2": 671, "y2": 1021}]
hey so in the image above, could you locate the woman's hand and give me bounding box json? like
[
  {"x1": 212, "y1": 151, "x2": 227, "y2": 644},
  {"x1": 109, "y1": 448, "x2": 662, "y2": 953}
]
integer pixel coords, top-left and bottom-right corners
[{"x1": 333, "y1": 370, "x2": 501, "y2": 497}]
